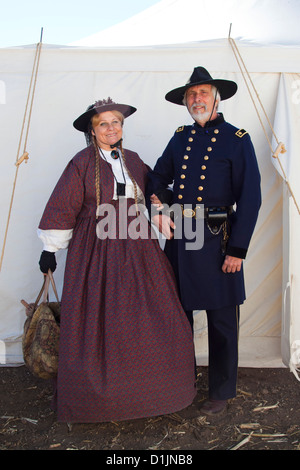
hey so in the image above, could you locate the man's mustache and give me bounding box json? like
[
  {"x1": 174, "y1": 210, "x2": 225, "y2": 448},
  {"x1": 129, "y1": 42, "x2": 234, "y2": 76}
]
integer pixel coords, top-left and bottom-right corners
[{"x1": 191, "y1": 103, "x2": 207, "y2": 112}]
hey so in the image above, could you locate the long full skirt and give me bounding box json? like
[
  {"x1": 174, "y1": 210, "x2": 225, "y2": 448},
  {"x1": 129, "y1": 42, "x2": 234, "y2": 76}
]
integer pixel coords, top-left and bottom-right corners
[{"x1": 56, "y1": 202, "x2": 196, "y2": 423}]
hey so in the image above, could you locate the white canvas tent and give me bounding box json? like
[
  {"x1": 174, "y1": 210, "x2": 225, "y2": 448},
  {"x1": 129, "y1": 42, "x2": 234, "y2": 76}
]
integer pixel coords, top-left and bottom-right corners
[
  {"x1": 70, "y1": 0, "x2": 300, "y2": 47},
  {"x1": 1, "y1": 0, "x2": 300, "y2": 378}
]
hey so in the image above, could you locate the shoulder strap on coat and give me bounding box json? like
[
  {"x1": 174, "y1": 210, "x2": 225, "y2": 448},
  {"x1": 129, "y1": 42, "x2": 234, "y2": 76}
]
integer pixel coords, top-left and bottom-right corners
[{"x1": 235, "y1": 128, "x2": 248, "y2": 138}]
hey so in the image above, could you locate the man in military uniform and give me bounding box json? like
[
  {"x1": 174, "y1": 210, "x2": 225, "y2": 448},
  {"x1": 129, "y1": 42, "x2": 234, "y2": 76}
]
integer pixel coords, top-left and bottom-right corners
[{"x1": 147, "y1": 67, "x2": 261, "y2": 415}]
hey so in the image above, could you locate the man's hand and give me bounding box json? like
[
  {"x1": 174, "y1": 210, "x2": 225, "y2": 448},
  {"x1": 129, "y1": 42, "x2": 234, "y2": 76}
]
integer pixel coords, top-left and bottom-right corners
[
  {"x1": 222, "y1": 255, "x2": 242, "y2": 273},
  {"x1": 152, "y1": 214, "x2": 175, "y2": 240}
]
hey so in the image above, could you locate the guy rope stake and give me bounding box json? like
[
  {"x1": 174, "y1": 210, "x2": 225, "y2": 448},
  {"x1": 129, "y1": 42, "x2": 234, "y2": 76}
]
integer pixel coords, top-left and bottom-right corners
[{"x1": 0, "y1": 28, "x2": 43, "y2": 271}]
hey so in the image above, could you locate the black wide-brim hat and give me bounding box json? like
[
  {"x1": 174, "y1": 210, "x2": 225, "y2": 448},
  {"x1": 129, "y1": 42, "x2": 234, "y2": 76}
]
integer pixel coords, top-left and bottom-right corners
[
  {"x1": 73, "y1": 97, "x2": 137, "y2": 132},
  {"x1": 165, "y1": 66, "x2": 238, "y2": 105}
]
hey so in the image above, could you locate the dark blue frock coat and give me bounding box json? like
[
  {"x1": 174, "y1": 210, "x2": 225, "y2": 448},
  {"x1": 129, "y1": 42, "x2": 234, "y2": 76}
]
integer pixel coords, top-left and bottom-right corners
[{"x1": 147, "y1": 114, "x2": 261, "y2": 311}]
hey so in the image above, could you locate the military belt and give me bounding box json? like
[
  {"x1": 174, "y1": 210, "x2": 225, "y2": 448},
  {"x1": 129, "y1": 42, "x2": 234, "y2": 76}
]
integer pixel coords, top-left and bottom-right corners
[
  {"x1": 178, "y1": 205, "x2": 233, "y2": 252},
  {"x1": 180, "y1": 205, "x2": 233, "y2": 219}
]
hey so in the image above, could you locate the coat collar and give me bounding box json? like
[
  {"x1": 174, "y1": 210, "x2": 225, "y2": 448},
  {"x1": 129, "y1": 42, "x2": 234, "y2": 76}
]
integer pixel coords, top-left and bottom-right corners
[{"x1": 194, "y1": 112, "x2": 225, "y2": 129}]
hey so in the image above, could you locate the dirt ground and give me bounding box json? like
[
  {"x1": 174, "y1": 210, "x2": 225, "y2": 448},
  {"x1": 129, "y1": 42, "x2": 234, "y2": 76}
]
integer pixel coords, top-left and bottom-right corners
[{"x1": 0, "y1": 365, "x2": 299, "y2": 452}]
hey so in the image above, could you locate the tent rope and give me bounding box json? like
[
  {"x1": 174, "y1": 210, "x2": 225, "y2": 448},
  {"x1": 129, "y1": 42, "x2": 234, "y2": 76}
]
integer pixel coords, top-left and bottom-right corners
[
  {"x1": 0, "y1": 29, "x2": 43, "y2": 272},
  {"x1": 228, "y1": 27, "x2": 300, "y2": 215}
]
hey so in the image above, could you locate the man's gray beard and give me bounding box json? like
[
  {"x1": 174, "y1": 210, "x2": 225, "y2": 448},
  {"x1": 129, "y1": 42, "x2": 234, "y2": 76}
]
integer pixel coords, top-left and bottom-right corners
[
  {"x1": 188, "y1": 102, "x2": 212, "y2": 125},
  {"x1": 191, "y1": 109, "x2": 211, "y2": 125}
]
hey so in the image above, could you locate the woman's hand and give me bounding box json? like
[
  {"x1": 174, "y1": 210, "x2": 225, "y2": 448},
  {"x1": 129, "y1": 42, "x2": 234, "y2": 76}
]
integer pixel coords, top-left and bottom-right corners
[
  {"x1": 152, "y1": 214, "x2": 175, "y2": 240},
  {"x1": 150, "y1": 193, "x2": 164, "y2": 210},
  {"x1": 39, "y1": 251, "x2": 57, "y2": 274},
  {"x1": 150, "y1": 193, "x2": 175, "y2": 239}
]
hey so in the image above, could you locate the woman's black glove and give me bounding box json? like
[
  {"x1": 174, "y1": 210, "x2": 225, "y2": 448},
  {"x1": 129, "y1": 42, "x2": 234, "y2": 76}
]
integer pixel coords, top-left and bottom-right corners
[{"x1": 39, "y1": 250, "x2": 57, "y2": 274}]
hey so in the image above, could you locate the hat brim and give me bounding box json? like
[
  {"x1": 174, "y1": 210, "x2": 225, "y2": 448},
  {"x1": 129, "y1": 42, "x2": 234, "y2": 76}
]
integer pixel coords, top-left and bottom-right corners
[
  {"x1": 165, "y1": 79, "x2": 238, "y2": 105},
  {"x1": 73, "y1": 103, "x2": 137, "y2": 132}
]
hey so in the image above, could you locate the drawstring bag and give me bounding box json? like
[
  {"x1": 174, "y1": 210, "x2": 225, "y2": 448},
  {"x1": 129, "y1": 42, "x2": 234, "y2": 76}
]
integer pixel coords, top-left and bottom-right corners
[{"x1": 21, "y1": 270, "x2": 60, "y2": 380}]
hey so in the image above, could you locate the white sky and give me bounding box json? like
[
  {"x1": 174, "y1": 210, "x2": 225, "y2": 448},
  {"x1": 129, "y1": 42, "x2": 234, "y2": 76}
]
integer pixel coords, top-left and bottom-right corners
[{"x1": 0, "y1": 0, "x2": 159, "y2": 47}]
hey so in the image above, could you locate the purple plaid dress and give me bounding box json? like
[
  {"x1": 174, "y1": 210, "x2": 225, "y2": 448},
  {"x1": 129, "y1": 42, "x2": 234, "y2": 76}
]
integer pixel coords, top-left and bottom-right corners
[{"x1": 39, "y1": 145, "x2": 196, "y2": 423}]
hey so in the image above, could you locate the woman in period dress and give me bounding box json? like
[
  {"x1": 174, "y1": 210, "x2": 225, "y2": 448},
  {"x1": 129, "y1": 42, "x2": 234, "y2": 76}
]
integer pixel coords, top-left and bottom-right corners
[{"x1": 37, "y1": 98, "x2": 196, "y2": 423}]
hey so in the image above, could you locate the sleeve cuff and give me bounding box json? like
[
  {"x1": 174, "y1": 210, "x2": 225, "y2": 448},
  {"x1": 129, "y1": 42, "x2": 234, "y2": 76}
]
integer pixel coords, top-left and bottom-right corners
[
  {"x1": 156, "y1": 189, "x2": 173, "y2": 205},
  {"x1": 226, "y1": 245, "x2": 247, "y2": 259},
  {"x1": 37, "y1": 228, "x2": 73, "y2": 252}
]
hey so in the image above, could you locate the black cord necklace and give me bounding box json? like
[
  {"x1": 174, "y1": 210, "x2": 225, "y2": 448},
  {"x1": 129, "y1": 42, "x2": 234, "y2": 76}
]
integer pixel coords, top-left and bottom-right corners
[{"x1": 99, "y1": 148, "x2": 126, "y2": 196}]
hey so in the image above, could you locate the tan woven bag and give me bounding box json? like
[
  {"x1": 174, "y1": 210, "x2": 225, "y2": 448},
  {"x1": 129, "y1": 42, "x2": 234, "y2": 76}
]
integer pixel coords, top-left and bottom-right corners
[{"x1": 21, "y1": 271, "x2": 60, "y2": 380}]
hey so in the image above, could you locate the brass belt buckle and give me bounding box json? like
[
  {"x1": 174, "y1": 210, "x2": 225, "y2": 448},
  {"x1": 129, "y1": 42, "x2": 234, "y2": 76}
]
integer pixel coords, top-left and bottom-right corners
[{"x1": 182, "y1": 208, "x2": 195, "y2": 218}]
